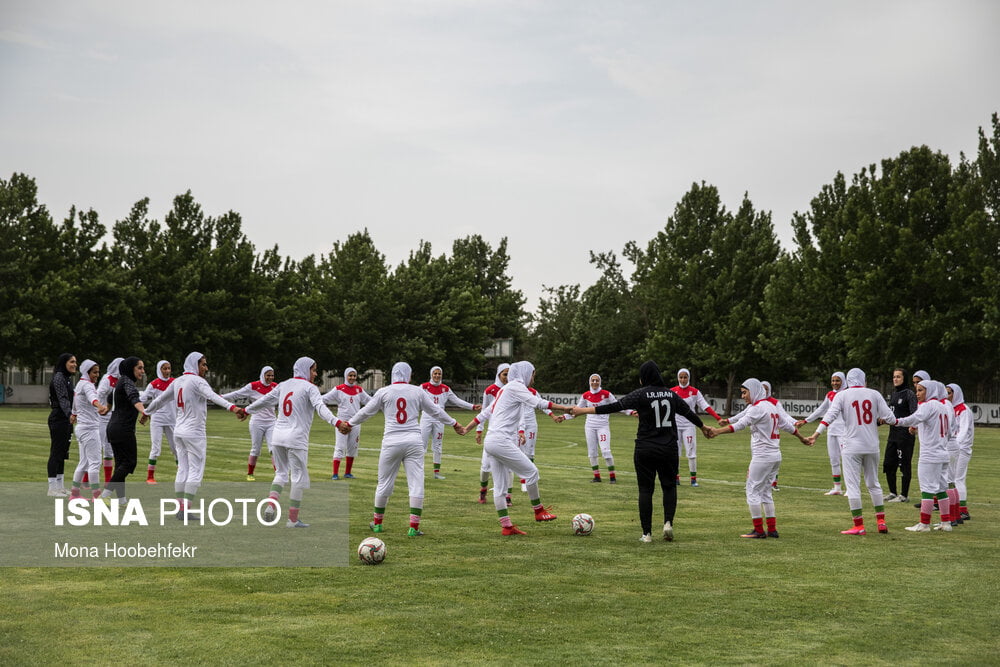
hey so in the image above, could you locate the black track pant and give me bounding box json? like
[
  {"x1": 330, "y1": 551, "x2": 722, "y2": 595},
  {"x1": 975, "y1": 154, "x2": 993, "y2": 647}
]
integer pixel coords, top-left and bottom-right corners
[
  {"x1": 107, "y1": 424, "x2": 138, "y2": 498},
  {"x1": 883, "y1": 437, "x2": 915, "y2": 497},
  {"x1": 47, "y1": 415, "x2": 72, "y2": 477},
  {"x1": 634, "y1": 442, "x2": 679, "y2": 535}
]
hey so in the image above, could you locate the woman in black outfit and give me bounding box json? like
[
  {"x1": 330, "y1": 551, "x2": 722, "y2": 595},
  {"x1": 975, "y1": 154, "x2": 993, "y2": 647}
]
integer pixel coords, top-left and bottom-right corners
[
  {"x1": 571, "y1": 360, "x2": 714, "y2": 543},
  {"x1": 102, "y1": 357, "x2": 148, "y2": 501},
  {"x1": 47, "y1": 352, "x2": 78, "y2": 496}
]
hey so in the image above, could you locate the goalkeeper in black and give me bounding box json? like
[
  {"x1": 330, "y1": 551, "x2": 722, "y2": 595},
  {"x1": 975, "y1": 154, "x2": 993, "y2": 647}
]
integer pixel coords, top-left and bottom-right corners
[{"x1": 570, "y1": 360, "x2": 714, "y2": 542}]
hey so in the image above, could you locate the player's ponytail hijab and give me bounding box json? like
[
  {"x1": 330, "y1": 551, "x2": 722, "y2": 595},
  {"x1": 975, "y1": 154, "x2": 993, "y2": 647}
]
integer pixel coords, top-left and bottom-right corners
[
  {"x1": 391, "y1": 362, "x2": 412, "y2": 384},
  {"x1": 293, "y1": 357, "x2": 315, "y2": 381},
  {"x1": 741, "y1": 378, "x2": 766, "y2": 404},
  {"x1": 846, "y1": 368, "x2": 866, "y2": 388},
  {"x1": 639, "y1": 360, "x2": 666, "y2": 387},
  {"x1": 183, "y1": 351, "x2": 203, "y2": 375}
]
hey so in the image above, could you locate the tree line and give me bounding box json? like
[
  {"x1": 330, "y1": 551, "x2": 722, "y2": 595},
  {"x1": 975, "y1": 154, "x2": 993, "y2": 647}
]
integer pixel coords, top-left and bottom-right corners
[
  {"x1": 529, "y1": 114, "x2": 1000, "y2": 405},
  {"x1": 3, "y1": 114, "x2": 998, "y2": 400}
]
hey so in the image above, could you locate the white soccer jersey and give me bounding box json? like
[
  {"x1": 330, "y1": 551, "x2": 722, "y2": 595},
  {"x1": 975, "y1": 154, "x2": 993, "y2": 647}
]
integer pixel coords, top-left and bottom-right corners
[
  {"x1": 321, "y1": 383, "x2": 372, "y2": 421},
  {"x1": 565, "y1": 389, "x2": 630, "y2": 426},
  {"x1": 815, "y1": 387, "x2": 895, "y2": 455},
  {"x1": 475, "y1": 381, "x2": 552, "y2": 443},
  {"x1": 140, "y1": 378, "x2": 177, "y2": 427},
  {"x1": 805, "y1": 390, "x2": 846, "y2": 436},
  {"x1": 246, "y1": 377, "x2": 338, "y2": 450},
  {"x1": 951, "y1": 404, "x2": 974, "y2": 450},
  {"x1": 145, "y1": 373, "x2": 235, "y2": 439},
  {"x1": 72, "y1": 378, "x2": 102, "y2": 430},
  {"x1": 519, "y1": 386, "x2": 553, "y2": 432},
  {"x1": 671, "y1": 385, "x2": 711, "y2": 429},
  {"x1": 420, "y1": 382, "x2": 475, "y2": 425},
  {"x1": 894, "y1": 401, "x2": 951, "y2": 464},
  {"x1": 350, "y1": 382, "x2": 456, "y2": 438},
  {"x1": 223, "y1": 381, "x2": 279, "y2": 426},
  {"x1": 728, "y1": 400, "x2": 798, "y2": 462}
]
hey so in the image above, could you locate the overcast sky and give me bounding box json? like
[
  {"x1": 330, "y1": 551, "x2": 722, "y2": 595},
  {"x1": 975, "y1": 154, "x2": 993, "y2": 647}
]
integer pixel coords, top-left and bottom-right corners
[{"x1": 2, "y1": 1, "x2": 998, "y2": 311}]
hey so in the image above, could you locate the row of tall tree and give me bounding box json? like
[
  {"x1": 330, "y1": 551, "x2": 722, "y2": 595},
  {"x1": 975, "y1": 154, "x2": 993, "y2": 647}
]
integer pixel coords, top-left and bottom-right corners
[
  {"x1": 3, "y1": 114, "x2": 998, "y2": 400},
  {"x1": 530, "y1": 114, "x2": 1000, "y2": 405},
  {"x1": 1, "y1": 181, "x2": 526, "y2": 387}
]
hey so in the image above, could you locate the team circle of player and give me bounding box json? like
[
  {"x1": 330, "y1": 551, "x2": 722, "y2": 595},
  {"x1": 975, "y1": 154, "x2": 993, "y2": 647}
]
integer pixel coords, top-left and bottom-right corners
[{"x1": 47, "y1": 352, "x2": 975, "y2": 542}]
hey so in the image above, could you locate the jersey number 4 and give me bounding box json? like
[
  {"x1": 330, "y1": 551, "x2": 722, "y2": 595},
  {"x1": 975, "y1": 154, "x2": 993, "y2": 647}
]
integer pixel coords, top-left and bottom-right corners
[{"x1": 650, "y1": 399, "x2": 673, "y2": 428}]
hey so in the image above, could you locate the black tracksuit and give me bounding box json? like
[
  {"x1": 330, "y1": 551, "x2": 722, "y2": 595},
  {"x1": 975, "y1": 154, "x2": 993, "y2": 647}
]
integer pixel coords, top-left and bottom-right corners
[{"x1": 883, "y1": 385, "x2": 918, "y2": 497}]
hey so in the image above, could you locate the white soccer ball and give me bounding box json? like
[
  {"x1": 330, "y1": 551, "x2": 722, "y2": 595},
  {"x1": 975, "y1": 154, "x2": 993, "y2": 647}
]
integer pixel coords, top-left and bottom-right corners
[
  {"x1": 572, "y1": 513, "x2": 594, "y2": 536},
  {"x1": 357, "y1": 537, "x2": 386, "y2": 565}
]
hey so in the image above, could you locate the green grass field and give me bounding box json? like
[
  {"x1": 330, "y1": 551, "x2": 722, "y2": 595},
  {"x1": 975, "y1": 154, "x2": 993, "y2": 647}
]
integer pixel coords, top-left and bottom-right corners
[{"x1": 1, "y1": 405, "x2": 998, "y2": 665}]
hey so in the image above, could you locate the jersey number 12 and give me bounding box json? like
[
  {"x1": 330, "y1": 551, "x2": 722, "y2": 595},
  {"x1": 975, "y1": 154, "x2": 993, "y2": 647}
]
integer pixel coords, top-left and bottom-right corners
[{"x1": 651, "y1": 399, "x2": 673, "y2": 428}]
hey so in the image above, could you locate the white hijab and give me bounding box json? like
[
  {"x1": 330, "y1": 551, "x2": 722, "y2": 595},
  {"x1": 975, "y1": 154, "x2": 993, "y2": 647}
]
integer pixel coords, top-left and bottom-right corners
[
  {"x1": 920, "y1": 380, "x2": 945, "y2": 401},
  {"x1": 589, "y1": 373, "x2": 601, "y2": 391},
  {"x1": 832, "y1": 371, "x2": 846, "y2": 390},
  {"x1": 677, "y1": 368, "x2": 690, "y2": 388},
  {"x1": 914, "y1": 370, "x2": 931, "y2": 383},
  {"x1": 429, "y1": 365, "x2": 443, "y2": 386},
  {"x1": 508, "y1": 361, "x2": 534, "y2": 386},
  {"x1": 392, "y1": 362, "x2": 412, "y2": 384},
  {"x1": 107, "y1": 357, "x2": 124, "y2": 379},
  {"x1": 259, "y1": 365, "x2": 273, "y2": 385},
  {"x1": 183, "y1": 351, "x2": 203, "y2": 375},
  {"x1": 846, "y1": 368, "x2": 866, "y2": 388},
  {"x1": 344, "y1": 367, "x2": 357, "y2": 386},
  {"x1": 742, "y1": 378, "x2": 766, "y2": 404},
  {"x1": 293, "y1": 357, "x2": 314, "y2": 380},
  {"x1": 947, "y1": 383, "x2": 965, "y2": 406},
  {"x1": 80, "y1": 359, "x2": 98, "y2": 378},
  {"x1": 494, "y1": 363, "x2": 510, "y2": 386},
  {"x1": 156, "y1": 360, "x2": 171, "y2": 382}
]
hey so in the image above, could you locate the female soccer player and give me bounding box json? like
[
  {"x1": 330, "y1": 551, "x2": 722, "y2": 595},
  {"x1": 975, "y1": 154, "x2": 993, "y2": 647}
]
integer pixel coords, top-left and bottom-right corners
[
  {"x1": 342, "y1": 362, "x2": 465, "y2": 536},
  {"x1": 796, "y1": 371, "x2": 847, "y2": 495},
  {"x1": 572, "y1": 361, "x2": 711, "y2": 543},
  {"x1": 806, "y1": 368, "x2": 895, "y2": 535},
  {"x1": 46, "y1": 353, "x2": 77, "y2": 496},
  {"x1": 671, "y1": 368, "x2": 722, "y2": 487},
  {"x1": 419, "y1": 365, "x2": 480, "y2": 480},
  {"x1": 69, "y1": 359, "x2": 109, "y2": 499},
  {"x1": 946, "y1": 383, "x2": 974, "y2": 521},
  {"x1": 140, "y1": 360, "x2": 176, "y2": 485},
  {"x1": 564, "y1": 373, "x2": 635, "y2": 484},
  {"x1": 895, "y1": 380, "x2": 955, "y2": 532},
  {"x1": 322, "y1": 367, "x2": 372, "y2": 480},
  {"x1": 222, "y1": 365, "x2": 278, "y2": 481},
  {"x1": 476, "y1": 363, "x2": 510, "y2": 504},
  {"x1": 515, "y1": 375, "x2": 562, "y2": 492},
  {"x1": 246, "y1": 357, "x2": 342, "y2": 527},
  {"x1": 709, "y1": 379, "x2": 810, "y2": 539},
  {"x1": 144, "y1": 352, "x2": 243, "y2": 518},
  {"x1": 464, "y1": 361, "x2": 572, "y2": 536},
  {"x1": 100, "y1": 357, "x2": 148, "y2": 502},
  {"x1": 96, "y1": 356, "x2": 124, "y2": 484}
]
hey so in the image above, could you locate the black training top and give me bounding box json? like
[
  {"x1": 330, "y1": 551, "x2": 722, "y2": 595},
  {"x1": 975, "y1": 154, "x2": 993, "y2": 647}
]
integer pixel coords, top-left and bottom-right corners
[
  {"x1": 886, "y1": 386, "x2": 918, "y2": 443},
  {"x1": 594, "y1": 360, "x2": 704, "y2": 447}
]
